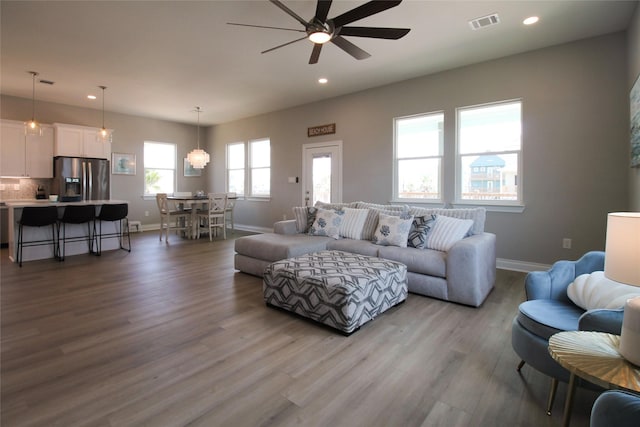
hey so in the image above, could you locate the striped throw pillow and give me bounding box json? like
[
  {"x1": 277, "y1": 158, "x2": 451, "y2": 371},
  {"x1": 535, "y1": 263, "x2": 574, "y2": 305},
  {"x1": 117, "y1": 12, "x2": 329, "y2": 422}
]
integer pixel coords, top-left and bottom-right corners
[
  {"x1": 339, "y1": 208, "x2": 369, "y2": 240},
  {"x1": 425, "y1": 215, "x2": 473, "y2": 251}
]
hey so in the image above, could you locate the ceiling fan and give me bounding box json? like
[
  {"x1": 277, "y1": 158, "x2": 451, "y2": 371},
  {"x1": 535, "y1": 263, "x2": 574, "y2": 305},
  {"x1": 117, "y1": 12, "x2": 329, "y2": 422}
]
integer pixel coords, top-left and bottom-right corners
[{"x1": 228, "y1": 0, "x2": 410, "y2": 64}]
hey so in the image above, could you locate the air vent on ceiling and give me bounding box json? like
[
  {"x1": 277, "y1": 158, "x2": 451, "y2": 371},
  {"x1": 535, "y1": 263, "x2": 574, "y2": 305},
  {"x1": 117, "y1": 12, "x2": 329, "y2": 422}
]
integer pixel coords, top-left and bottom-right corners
[
  {"x1": 469, "y1": 13, "x2": 500, "y2": 30},
  {"x1": 39, "y1": 79, "x2": 55, "y2": 85}
]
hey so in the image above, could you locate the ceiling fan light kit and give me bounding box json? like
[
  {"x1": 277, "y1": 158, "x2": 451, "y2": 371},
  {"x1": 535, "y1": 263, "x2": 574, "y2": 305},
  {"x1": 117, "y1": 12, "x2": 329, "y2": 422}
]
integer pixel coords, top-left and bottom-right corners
[{"x1": 229, "y1": 0, "x2": 410, "y2": 64}]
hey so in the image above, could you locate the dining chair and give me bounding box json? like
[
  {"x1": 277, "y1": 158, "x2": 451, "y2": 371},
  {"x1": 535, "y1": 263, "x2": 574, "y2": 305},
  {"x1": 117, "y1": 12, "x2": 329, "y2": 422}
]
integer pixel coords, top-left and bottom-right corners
[
  {"x1": 197, "y1": 193, "x2": 228, "y2": 241},
  {"x1": 225, "y1": 192, "x2": 236, "y2": 234},
  {"x1": 156, "y1": 193, "x2": 191, "y2": 242}
]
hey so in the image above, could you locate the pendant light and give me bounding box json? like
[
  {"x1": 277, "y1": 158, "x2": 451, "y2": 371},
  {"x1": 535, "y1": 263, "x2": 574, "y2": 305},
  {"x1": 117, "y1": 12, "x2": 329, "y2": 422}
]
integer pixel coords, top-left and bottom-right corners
[
  {"x1": 187, "y1": 106, "x2": 210, "y2": 169},
  {"x1": 25, "y1": 71, "x2": 42, "y2": 136},
  {"x1": 97, "y1": 85, "x2": 113, "y2": 143}
]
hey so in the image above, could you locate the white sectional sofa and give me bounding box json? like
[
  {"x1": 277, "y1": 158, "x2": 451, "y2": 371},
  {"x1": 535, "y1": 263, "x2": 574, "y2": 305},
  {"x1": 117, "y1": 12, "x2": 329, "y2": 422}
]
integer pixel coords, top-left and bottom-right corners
[{"x1": 234, "y1": 202, "x2": 497, "y2": 307}]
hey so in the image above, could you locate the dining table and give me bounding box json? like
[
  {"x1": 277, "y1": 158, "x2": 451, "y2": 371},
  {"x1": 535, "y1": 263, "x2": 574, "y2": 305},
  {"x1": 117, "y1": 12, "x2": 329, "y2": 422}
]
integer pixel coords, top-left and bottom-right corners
[
  {"x1": 166, "y1": 194, "x2": 209, "y2": 239},
  {"x1": 166, "y1": 194, "x2": 237, "y2": 239}
]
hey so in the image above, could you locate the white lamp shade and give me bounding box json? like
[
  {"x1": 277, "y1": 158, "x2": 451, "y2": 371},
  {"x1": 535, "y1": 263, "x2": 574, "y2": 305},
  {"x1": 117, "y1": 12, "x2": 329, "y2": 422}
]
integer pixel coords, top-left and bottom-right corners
[
  {"x1": 187, "y1": 148, "x2": 210, "y2": 169},
  {"x1": 604, "y1": 212, "x2": 640, "y2": 287}
]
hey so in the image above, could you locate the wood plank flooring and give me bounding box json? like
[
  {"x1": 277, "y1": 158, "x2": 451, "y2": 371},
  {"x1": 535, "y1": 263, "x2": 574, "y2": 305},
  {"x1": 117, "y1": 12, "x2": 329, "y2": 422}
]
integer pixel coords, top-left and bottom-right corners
[{"x1": 1, "y1": 231, "x2": 599, "y2": 426}]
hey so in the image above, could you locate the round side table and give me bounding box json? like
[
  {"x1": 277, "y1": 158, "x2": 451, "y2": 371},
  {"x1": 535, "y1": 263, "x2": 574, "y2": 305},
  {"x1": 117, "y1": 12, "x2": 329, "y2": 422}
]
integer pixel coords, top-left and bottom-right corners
[{"x1": 548, "y1": 331, "x2": 640, "y2": 427}]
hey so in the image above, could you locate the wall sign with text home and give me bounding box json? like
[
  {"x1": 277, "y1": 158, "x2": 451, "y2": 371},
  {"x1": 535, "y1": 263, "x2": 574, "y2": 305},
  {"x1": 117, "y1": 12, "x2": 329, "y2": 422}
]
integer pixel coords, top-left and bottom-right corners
[{"x1": 308, "y1": 123, "x2": 336, "y2": 137}]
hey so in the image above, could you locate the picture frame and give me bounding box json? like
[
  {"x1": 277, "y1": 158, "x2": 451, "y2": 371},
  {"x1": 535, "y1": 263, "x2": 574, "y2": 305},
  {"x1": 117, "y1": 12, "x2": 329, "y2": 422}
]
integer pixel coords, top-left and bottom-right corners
[
  {"x1": 631, "y1": 72, "x2": 640, "y2": 168},
  {"x1": 184, "y1": 158, "x2": 202, "y2": 177},
  {"x1": 112, "y1": 153, "x2": 136, "y2": 175}
]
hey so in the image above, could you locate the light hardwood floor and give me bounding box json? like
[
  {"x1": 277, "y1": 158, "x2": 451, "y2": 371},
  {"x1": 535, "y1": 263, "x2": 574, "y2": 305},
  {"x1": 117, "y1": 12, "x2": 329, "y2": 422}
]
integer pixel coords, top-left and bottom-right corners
[{"x1": 1, "y1": 231, "x2": 599, "y2": 426}]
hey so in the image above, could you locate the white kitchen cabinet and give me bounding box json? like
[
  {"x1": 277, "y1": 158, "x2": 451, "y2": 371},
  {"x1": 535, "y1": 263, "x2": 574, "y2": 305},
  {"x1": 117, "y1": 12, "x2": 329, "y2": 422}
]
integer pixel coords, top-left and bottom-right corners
[
  {"x1": 0, "y1": 119, "x2": 54, "y2": 178},
  {"x1": 53, "y1": 123, "x2": 111, "y2": 159}
]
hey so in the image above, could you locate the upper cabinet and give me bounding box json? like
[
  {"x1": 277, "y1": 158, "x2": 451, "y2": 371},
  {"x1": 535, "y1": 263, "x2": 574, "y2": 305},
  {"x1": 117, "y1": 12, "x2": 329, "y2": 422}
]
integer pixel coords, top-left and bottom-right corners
[
  {"x1": 53, "y1": 123, "x2": 111, "y2": 159},
  {"x1": 0, "y1": 119, "x2": 54, "y2": 178}
]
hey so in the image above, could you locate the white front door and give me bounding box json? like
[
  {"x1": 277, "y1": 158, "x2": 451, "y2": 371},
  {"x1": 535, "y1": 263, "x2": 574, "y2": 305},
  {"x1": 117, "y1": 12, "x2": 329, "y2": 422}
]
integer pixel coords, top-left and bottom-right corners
[{"x1": 302, "y1": 141, "x2": 342, "y2": 206}]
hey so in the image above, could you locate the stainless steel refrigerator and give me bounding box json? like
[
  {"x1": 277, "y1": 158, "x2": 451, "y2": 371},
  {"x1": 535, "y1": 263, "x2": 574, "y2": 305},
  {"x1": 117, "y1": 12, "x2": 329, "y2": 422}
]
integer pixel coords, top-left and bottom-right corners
[{"x1": 53, "y1": 156, "x2": 110, "y2": 202}]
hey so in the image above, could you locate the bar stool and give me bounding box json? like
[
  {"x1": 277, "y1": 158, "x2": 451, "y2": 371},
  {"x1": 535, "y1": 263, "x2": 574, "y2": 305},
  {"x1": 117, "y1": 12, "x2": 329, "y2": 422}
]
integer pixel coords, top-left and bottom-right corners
[
  {"x1": 95, "y1": 203, "x2": 131, "y2": 255},
  {"x1": 16, "y1": 206, "x2": 59, "y2": 267},
  {"x1": 58, "y1": 205, "x2": 96, "y2": 261}
]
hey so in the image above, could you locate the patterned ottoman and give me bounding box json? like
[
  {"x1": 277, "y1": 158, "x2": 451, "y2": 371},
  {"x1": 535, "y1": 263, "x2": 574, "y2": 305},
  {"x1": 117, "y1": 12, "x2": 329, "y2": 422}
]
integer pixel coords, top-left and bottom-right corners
[{"x1": 263, "y1": 250, "x2": 408, "y2": 335}]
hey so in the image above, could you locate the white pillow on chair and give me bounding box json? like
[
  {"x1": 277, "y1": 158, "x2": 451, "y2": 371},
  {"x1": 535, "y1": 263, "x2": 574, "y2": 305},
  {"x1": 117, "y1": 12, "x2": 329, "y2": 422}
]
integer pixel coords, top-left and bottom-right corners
[{"x1": 567, "y1": 271, "x2": 640, "y2": 310}]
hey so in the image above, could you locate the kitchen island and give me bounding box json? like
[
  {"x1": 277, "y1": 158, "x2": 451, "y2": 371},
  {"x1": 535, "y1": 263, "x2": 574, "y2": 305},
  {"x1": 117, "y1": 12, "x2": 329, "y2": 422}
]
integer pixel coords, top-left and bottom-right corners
[{"x1": 6, "y1": 200, "x2": 129, "y2": 264}]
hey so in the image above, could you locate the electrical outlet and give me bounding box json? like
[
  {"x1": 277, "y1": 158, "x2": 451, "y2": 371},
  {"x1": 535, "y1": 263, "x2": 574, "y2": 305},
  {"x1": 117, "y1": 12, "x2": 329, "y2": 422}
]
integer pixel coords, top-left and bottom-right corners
[
  {"x1": 282, "y1": 214, "x2": 287, "y2": 220},
  {"x1": 144, "y1": 211, "x2": 149, "y2": 217},
  {"x1": 562, "y1": 238, "x2": 572, "y2": 249}
]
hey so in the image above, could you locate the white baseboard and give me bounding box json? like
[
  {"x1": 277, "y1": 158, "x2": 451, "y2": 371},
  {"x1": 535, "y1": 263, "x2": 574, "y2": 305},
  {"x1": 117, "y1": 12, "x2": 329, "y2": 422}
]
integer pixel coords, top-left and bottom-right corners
[{"x1": 497, "y1": 258, "x2": 551, "y2": 273}]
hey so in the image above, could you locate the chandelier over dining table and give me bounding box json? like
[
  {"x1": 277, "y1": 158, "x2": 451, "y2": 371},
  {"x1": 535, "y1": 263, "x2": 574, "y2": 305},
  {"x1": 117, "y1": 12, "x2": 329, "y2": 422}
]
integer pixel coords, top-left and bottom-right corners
[{"x1": 187, "y1": 106, "x2": 210, "y2": 169}]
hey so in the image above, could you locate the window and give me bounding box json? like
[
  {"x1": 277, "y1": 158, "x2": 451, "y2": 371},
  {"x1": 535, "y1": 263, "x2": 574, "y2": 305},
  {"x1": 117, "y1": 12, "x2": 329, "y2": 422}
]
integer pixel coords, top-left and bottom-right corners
[
  {"x1": 225, "y1": 138, "x2": 271, "y2": 198},
  {"x1": 226, "y1": 143, "x2": 245, "y2": 195},
  {"x1": 394, "y1": 112, "x2": 444, "y2": 201},
  {"x1": 457, "y1": 100, "x2": 522, "y2": 204},
  {"x1": 144, "y1": 141, "x2": 176, "y2": 195},
  {"x1": 249, "y1": 138, "x2": 270, "y2": 197}
]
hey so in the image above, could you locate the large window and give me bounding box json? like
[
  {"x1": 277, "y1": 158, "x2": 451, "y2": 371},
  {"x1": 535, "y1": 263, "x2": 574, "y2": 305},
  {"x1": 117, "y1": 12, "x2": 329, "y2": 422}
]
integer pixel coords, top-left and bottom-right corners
[
  {"x1": 394, "y1": 112, "x2": 444, "y2": 201},
  {"x1": 144, "y1": 141, "x2": 176, "y2": 195},
  {"x1": 225, "y1": 138, "x2": 270, "y2": 198},
  {"x1": 226, "y1": 142, "x2": 245, "y2": 195},
  {"x1": 457, "y1": 100, "x2": 522, "y2": 204},
  {"x1": 249, "y1": 138, "x2": 270, "y2": 197}
]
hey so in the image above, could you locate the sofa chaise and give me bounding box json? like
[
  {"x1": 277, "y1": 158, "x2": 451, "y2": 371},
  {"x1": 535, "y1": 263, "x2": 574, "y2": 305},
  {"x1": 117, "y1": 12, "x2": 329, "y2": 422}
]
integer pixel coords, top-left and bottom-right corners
[{"x1": 234, "y1": 202, "x2": 497, "y2": 307}]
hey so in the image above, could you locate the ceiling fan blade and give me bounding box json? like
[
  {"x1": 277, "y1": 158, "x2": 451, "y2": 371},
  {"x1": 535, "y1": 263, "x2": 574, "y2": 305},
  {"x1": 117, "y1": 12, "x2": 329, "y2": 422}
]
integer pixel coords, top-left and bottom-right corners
[
  {"x1": 315, "y1": 0, "x2": 333, "y2": 23},
  {"x1": 331, "y1": 0, "x2": 402, "y2": 28},
  {"x1": 309, "y1": 44, "x2": 322, "y2": 64},
  {"x1": 269, "y1": 0, "x2": 309, "y2": 28},
  {"x1": 339, "y1": 26, "x2": 410, "y2": 39},
  {"x1": 261, "y1": 35, "x2": 308, "y2": 54},
  {"x1": 331, "y1": 36, "x2": 371, "y2": 60},
  {"x1": 227, "y1": 22, "x2": 305, "y2": 33}
]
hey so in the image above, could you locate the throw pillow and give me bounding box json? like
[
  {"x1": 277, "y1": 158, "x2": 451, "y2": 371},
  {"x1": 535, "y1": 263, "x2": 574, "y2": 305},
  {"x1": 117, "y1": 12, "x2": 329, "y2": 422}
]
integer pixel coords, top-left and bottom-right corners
[
  {"x1": 407, "y1": 214, "x2": 436, "y2": 249},
  {"x1": 339, "y1": 208, "x2": 369, "y2": 240},
  {"x1": 567, "y1": 271, "x2": 640, "y2": 310},
  {"x1": 308, "y1": 208, "x2": 343, "y2": 239},
  {"x1": 292, "y1": 206, "x2": 317, "y2": 233},
  {"x1": 361, "y1": 205, "x2": 410, "y2": 241},
  {"x1": 425, "y1": 215, "x2": 473, "y2": 252},
  {"x1": 372, "y1": 213, "x2": 414, "y2": 248}
]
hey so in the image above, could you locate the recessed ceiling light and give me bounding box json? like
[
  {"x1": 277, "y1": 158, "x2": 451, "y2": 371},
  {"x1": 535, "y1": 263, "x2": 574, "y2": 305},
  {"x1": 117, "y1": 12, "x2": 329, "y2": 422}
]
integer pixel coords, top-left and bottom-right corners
[
  {"x1": 318, "y1": 78, "x2": 328, "y2": 84},
  {"x1": 87, "y1": 95, "x2": 97, "y2": 100},
  {"x1": 523, "y1": 16, "x2": 539, "y2": 25}
]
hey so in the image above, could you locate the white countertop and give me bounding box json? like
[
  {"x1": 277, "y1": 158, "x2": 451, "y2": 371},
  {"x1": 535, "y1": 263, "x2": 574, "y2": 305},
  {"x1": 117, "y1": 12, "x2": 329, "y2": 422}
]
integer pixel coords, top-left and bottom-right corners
[{"x1": 4, "y1": 200, "x2": 129, "y2": 208}]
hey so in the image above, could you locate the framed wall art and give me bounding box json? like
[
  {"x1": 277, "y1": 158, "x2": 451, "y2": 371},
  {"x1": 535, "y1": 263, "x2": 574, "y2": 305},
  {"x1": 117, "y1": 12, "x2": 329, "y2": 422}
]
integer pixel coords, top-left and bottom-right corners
[
  {"x1": 184, "y1": 158, "x2": 202, "y2": 177},
  {"x1": 112, "y1": 153, "x2": 136, "y2": 175}
]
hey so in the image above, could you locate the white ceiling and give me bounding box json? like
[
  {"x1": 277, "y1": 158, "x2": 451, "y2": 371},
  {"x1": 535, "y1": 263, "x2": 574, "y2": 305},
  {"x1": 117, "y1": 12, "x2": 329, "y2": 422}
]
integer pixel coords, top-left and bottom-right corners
[{"x1": 1, "y1": 1, "x2": 637, "y2": 126}]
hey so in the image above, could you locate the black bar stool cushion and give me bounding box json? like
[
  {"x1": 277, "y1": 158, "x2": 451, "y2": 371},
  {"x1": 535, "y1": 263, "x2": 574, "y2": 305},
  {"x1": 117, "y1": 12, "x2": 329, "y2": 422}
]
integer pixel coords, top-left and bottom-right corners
[
  {"x1": 19, "y1": 206, "x2": 58, "y2": 227},
  {"x1": 98, "y1": 204, "x2": 128, "y2": 222},
  {"x1": 60, "y1": 205, "x2": 95, "y2": 224}
]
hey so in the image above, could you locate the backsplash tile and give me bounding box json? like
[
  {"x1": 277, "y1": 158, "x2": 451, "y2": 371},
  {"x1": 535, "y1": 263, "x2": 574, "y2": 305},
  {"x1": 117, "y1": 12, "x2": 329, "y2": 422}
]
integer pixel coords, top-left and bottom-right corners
[{"x1": 0, "y1": 178, "x2": 53, "y2": 200}]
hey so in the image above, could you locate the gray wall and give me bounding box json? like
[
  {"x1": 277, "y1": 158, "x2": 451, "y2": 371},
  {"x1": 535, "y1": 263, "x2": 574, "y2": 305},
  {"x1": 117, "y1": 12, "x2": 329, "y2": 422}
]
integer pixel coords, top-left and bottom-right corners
[
  {"x1": 208, "y1": 32, "x2": 630, "y2": 265},
  {"x1": 1, "y1": 31, "x2": 632, "y2": 266},
  {"x1": 0, "y1": 95, "x2": 206, "y2": 225},
  {"x1": 629, "y1": 3, "x2": 640, "y2": 211}
]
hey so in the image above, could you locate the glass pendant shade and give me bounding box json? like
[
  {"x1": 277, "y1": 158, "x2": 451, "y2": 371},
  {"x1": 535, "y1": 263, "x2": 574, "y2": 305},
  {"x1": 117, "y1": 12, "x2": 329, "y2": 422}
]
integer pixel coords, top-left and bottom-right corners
[
  {"x1": 187, "y1": 106, "x2": 210, "y2": 169},
  {"x1": 24, "y1": 71, "x2": 42, "y2": 136},
  {"x1": 97, "y1": 86, "x2": 113, "y2": 143}
]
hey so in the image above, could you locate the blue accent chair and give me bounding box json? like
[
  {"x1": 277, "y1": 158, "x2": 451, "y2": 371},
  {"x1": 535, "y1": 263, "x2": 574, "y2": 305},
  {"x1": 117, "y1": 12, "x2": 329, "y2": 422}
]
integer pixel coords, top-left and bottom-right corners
[
  {"x1": 590, "y1": 390, "x2": 640, "y2": 427},
  {"x1": 511, "y1": 251, "x2": 624, "y2": 415}
]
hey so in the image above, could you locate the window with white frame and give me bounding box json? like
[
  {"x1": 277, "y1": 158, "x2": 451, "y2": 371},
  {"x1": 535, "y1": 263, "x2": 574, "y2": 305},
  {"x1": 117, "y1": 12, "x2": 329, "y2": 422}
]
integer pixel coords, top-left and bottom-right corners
[
  {"x1": 394, "y1": 112, "x2": 444, "y2": 201},
  {"x1": 144, "y1": 141, "x2": 176, "y2": 195},
  {"x1": 249, "y1": 138, "x2": 270, "y2": 197},
  {"x1": 226, "y1": 142, "x2": 245, "y2": 195},
  {"x1": 457, "y1": 100, "x2": 522, "y2": 204}
]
